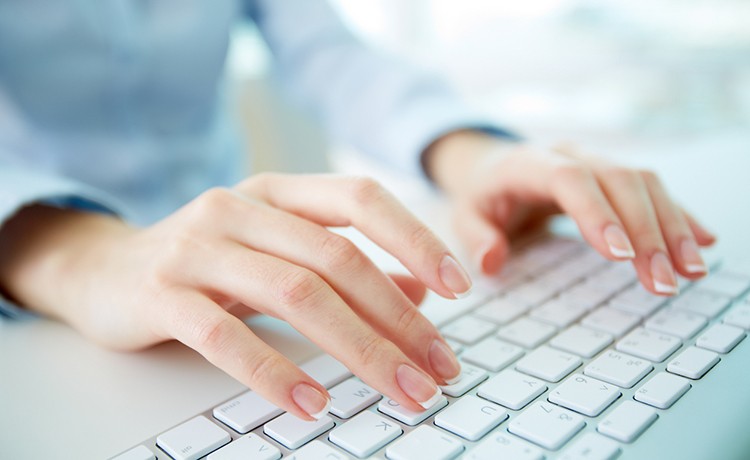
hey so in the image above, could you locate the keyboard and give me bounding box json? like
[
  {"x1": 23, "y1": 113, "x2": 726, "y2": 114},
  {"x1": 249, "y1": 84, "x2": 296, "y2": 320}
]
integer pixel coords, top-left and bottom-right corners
[{"x1": 112, "y1": 236, "x2": 750, "y2": 460}]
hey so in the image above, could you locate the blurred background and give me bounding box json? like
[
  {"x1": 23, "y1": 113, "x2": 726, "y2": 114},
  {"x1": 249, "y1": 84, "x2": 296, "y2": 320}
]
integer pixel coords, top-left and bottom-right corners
[{"x1": 227, "y1": 0, "x2": 750, "y2": 173}]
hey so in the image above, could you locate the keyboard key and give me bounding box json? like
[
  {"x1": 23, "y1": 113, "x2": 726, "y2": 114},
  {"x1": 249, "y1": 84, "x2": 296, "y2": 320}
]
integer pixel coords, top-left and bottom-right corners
[
  {"x1": 695, "y1": 271, "x2": 750, "y2": 298},
  {"x1": 548, "y1": 373, "x2": 621, "y2": 417},
  {"x1": 667, "y1": 346, "x2": 720, "y2": 379},
  {"x1": 213, "y1": 391, "x2": 283, "y2": 434},
  {"x1": 286, "y1": 440, "x2": 349, "y2": 460},
  {"x1": 465, "y1": 431, "x2": 543, "y2": 460},
  {"x1": 461, "y1": 337, "x2": 524, "y2": 372},
  {"x1": 695, "y1": 323, "x2": 746, "y2": 353},
  {"x1": 616, "y1": 327, "x2": 681, "y2": 362},
  {"x1": 378, "y1": 396, "x2": 448, "y2": 426},
  {"x1": 207, "y1": 433, "x2": 281, "y2": 460},
  {"x1": 597, "y1": 401, "x2": 657, "y2": 443},
  {"x1": 156, "y1": 416, "x2": 230, "y2": 460},
  {"x1": 634, "y1": 372, "x2": 691, "y2": 409},
  {"x1": 645, "y1": 308, "x2": 707, "y2": 339},
  {"x1": 508, "y1": 401, "x2": 586, "y2": 450},
  {"x1": 385, "y1": 425, "x2": 464, "y2": 460},
  {"x1": 723, "y1": 302, "x2": 750, "y2": 329},
  {"x1": 328, "y1": 410, "x2": 402, "y2": 458},
  {"x1": 300, "y1": 354, "x2": 352, "y2": 389},
  {"x1": 328, "y1": 378, "x2": 381, "y2": 419},
  {"x1": 550, "y1": 325, "x2": 613, "y2": 358},
  {"x1": 263, "y1": 413, "x2": 335, "y2": 450},
  {"x1": 441, "y1": 316, "x2": 496, "y2": 345},
  {"x1": 434, "y1": 395, "x2": 508, "y2": 441},
  {"x1": 559, "y1": 432, "x2": 621, "y2": 460},
  {"x1": 671, "y1": 289, "x2": 732, "y2": 318},
  {"x1": 582, "y1": 307, "x2": 640, "y2": 337},
  {"x1": 584, "y1": 350, "x2": 653, "y2": 388},
  {"x1": 584, "y1": 263, "x2": 638, "y2": 293},
  {"x1": 445, "y1": 339, "x2": 463, "y2": 354},
  {"x1": 474, "y1": 296, "x2": 530, "y2": 325},
  {"x1": 509, "y1": 277, "x2": 564, "y2": 307},
  {"x1": 515, "y1": 346, "x2": 582, "y2": 382},
  {"x1": 439, "y1": 363, "x2": 488, "y2": 397},
  {"x1": 558, "y1": 284, "x2": 614, "y2": 312},
  {"x1": 112, "y1": 445, "x2": 156, "y2": 460},
  {"x1": 609, "y1": 284, "x2": 667, "y2": 317},
  {"x1": 530, "y1": 299, "x2": 588, "y2": 328},
  {"x1": 477, "y1": 369, "x2": 546, "y2": 410},
  {"x1": 497, "y1": 317, "x2": 556, "y2": 349}
]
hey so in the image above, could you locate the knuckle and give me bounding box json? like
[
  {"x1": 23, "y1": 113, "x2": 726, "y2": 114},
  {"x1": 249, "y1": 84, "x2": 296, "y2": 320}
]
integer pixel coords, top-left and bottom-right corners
[
  {"x1": 349, "y1": 176, "x2": 386, "y2": 207},
  {"x1": 638, "y1": 169, "x2": 661, "y2": 187},
  {"x1": 394, "y1": 306, "x2": 423, "y2": 336},
  {"x1": 240, "y1": 172, "x2": 278, "y2": 194},
  {"x1": 550, "y1": 163, "x2": 591, "y2": 189},
  {"x1": 193, "y1": 315, "x2": 234, "y2": 355},
  {"x1": 190, "y1": 187, "x2": 238, "y2": 219},
  {"x1": 318, "y1": 234, "x2": 364, "y2": 272},
  {"x1": 354, "y1": 334, "x2": 388, "y2": 369},
  {"x1": 602, "y1": 165, "x2": 640, "y2": 184},
  {"x1": 275, "y1": 269, "x2": 328, "y2": 310},
  {"x1": 405, "y1": 223, "x2": 435, "y2": 251},
  {"x1": 245, "y1": 352, "x2": 285, "y2": 388}
]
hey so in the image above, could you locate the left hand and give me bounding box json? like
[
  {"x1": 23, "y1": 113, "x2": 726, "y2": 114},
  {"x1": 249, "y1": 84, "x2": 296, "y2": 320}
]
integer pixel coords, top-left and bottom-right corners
[{"x1": 423, "y1": 130, "x2": 716, "y2": 295}]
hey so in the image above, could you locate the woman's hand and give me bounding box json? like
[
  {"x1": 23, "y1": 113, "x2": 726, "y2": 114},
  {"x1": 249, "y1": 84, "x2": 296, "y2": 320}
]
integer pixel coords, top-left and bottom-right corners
[
  {"x1": 0, "y1": 174, "x2": 469, "y2": 419},
  {"x1": 424, "y1": 130, "x2": 716, "y2": 294}
]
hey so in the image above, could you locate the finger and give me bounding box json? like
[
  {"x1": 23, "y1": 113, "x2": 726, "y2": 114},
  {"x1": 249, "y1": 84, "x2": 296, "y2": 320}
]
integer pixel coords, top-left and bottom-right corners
[
  {"x1": 239, "y1": 174, "x2": 472, "y2": 299},
  {"x1": 682, "y1": 207, "x2": 717, "y2": 247},
  {"x1": 596, "y1": 167, "x2": 678, "y2": 295},
  {"x1": 642, "y1": 172, "x2": 708, "y2": 278},
  {"x1": 215, "y1": 199, "x2": 460, "y2": 384},
  {"x1": 389, "y1": 274, "x2": 428, "y2": 306},
  {"x1": 543, "y1": 160, "x2": 637, "y2": 262},
  {"x1": 162, "y1": 291, "x2": 331, "y2": 421},
  {"x1": 453, "y1": 199, "x2": 510, "y2": 275},
  {"x1": 190, "y1": 243, "x2": 443, "y2": 412}
]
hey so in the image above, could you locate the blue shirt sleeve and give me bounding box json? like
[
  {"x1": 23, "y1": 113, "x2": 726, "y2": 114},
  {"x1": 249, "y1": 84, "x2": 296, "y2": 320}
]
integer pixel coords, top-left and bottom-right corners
[{"x1": 247, "y1": 0, "x2": 519, "y2": 178}]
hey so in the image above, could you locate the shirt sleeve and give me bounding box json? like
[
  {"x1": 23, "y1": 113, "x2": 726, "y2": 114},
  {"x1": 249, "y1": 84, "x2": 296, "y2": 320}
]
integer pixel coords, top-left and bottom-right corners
[
  {"x1": 0, "y1": 162, "x2": 125, "y2": 319},
  {"x1": 246, "y1": 0, "x2": 519, "y2": 177}
]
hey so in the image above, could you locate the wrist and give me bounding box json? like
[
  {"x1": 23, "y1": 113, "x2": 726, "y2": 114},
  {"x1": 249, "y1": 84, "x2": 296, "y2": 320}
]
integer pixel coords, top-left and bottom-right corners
[
  {"x1": 0, "y1": 205, "x2": 131, "y2": 320},
  {"x1": 422, "y1": 129, "x2": 522, "y2": 195}
]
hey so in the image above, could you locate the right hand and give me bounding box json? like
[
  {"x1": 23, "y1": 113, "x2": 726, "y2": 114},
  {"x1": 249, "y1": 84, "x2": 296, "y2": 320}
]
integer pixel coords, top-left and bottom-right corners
[{"x1": 0, "y1": 174, "x2": 468, "y2": 420}]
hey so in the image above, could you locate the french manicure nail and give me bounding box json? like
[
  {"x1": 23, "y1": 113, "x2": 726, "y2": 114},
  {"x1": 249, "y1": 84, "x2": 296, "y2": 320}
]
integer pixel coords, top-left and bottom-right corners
[
  {"x1": 681, "y1": 239, "x2": 707, "y2": 274},
  {"x1": 396, "y1": 364, "x2": 442, "y2": 409},
  {"x1": 603, "y1": 224, "x2": 635, "y2": 259},
  {"x1": 292, "y1": 383, "x2": 331, "y2": 419},
  {"x1": 428, "y1": 339, "x2": 462, "y2": 384},
  {"x1": 651, "y1": 252, "x2": 678, "y2": 295},
  {"x1": 439, "y1": 255, "x2": 473, "y2": 298}
]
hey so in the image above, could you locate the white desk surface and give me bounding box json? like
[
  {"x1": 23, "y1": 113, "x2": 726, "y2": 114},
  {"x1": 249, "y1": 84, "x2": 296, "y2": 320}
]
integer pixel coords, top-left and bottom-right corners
[{"x1": 2, "y1": 134, "x2": 749, "y2": 459}]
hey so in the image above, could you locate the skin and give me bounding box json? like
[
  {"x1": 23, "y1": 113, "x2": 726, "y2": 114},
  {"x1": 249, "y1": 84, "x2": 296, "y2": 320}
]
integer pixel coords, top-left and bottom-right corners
[{"x1": 0, "y1": 130, "x2": 715, "y2": 420}]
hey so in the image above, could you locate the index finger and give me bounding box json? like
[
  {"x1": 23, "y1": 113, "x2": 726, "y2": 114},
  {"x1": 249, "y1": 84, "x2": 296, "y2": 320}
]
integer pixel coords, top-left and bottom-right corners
[{"x1": 238, "y1": 173, "x2": 472, "y2": 299}]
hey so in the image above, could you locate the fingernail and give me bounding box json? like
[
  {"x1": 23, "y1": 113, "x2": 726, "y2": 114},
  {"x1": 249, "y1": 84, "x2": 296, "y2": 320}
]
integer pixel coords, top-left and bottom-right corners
[
  {"x1": 396, "y1": 364, "x2": 442, "y2": 409},
  {"x1": 603, "y1": 224, "x2": 635, "y2": 259},
  {"x1": 292, "y1": 383, "x2": 331, "y2": 419},
  {"x1": 428, "y1": 339, "x2": 462, "y2": 384},
  {"x1": 439, "y1": 254, "x2": 473, "y2": 298},
  {"x1": 651, "y1": 252, "x2": 678, "y2": 295},
  {"x1": 681, "y1": 239, "x2": 707, "y2": 274}
]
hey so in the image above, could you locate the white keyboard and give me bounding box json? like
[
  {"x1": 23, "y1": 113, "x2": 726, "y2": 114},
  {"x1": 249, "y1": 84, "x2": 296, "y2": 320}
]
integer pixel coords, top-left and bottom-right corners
[{"x1": 113, "y1": 236, "x2": 750, "y2": 460}]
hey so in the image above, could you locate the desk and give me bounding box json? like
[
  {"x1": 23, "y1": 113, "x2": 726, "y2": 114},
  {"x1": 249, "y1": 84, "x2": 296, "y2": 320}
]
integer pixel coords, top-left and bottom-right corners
[{"x1": 1, "y1": 135, "x2": 749, "y2": 459}]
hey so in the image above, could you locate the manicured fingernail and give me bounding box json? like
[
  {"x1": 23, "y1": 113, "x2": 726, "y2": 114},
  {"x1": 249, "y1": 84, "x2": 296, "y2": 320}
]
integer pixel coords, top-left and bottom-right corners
[
  {"x1": 428, "y1": 339, "x2": 462, "y2": 384},
  {"x1": 439, "y1": 255, "x2": 472, "y2": 298},
  {"x1": 603, "y1": 224, "x2": 635, "y2": 259},
  {"x1": 396, "y1": 364, "x2": 442, "y2": 409},
  {"x1": 651, "y1": 252, "x2": 678, "y2": 295},
  {"x1": 292, "y1": 383, "x2": 331, "y2": 419},
  {"x1": 681, "y1": 239, "x2": 707, "y2": 274}
]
